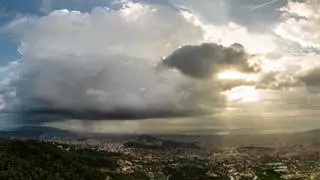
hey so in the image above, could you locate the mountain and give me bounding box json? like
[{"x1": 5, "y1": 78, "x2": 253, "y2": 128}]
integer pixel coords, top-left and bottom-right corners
[
  {"x1": 0, "y1": 126, "x2": 78, "y2": 139},
  {"x1": 3, "y1": 125, "x2": 320, "y2": 148},
  {"x1": 123, "y1": 135, "x2": 200, "y2": 150}
]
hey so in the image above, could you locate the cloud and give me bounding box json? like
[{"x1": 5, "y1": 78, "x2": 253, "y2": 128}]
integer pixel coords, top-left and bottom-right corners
[
  {"x1": 40, "y1": 0, "x2": 53, "y2": 14},
  {"x1": 299, "y1": 67, "x2": 320, "y2": 87},
  {"x1": 296, "y1": 67, "x2": 320, "y2": 93},
  {"x1": 268, "y1": 0, "x2": 320, "y2": 93},
  {"x1": 3, "y1": 0, "x2": 319, "y2": 123},
  {"x1": 257, "y1": 71, "x2": 301, "y2": 90},
  {"x1": 275, "y1": 0, "x2": 320, "y2": 49},
  {"x1": 252, "y1": 49, "x2": 320, "y2": 91},
  {"x1": 1, "y1": 2, "x2": 235, "y2": 119},
  {"x1": 162, "y1": 43, "x2": 258, "y2": 79},
  {"x1": 171, "y1": 0, "x2": 286, "y2": 32},
  {"x1": 0, "y1": 61, "x2": 20, "y2": 108}
]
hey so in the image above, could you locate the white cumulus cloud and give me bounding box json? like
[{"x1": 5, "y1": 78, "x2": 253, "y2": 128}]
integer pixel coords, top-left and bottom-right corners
[{"x1": 5, "y1": 2, "x2": 214, "y2": 116}]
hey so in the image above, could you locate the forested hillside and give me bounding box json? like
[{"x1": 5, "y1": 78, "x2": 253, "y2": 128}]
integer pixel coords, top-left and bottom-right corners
[{"x1": 0, "y1": 139, "x2": 133, "y2": 180}]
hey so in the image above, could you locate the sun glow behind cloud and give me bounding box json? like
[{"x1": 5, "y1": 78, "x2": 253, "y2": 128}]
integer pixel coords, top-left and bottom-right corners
[
  {"x1": 217, "y1": 70, "x2": 258, "y2": 82},
  {"x1": 221, "y1": 85, "x2": 261, "y2": 102},
  {"x1": 217, "y1": 70, "x2": 262, "y2": 103}
]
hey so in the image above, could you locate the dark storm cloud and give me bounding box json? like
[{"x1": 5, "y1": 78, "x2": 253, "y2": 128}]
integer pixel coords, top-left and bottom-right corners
[
  {"x1": 162, "y1": 43, "x2": 258, "y2": 79},
  {"x1": 21, "y1": 108, "x2": 209, "y2": 121},
  {"x1": 299, "y1": 67, "x2": 320, "y2": 87},
  {"x1": 298, "y1": 67, "x2": 320, "y2": 93}
]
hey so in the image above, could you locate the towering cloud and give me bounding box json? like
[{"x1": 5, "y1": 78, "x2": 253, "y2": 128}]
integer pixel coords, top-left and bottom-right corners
[{"x1": 2, "y1": 2, "x2": 237, "y2": 118}]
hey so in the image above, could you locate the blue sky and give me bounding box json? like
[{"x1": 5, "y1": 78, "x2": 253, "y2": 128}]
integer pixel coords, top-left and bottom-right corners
[{"x1": 0, "y1": 0, "x2": 41, "y2": 64}]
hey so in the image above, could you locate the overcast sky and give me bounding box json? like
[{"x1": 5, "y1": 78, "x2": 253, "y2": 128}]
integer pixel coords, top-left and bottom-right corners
[{"x1": 0, "y1": 0, "x2": 320, "y2": 134}]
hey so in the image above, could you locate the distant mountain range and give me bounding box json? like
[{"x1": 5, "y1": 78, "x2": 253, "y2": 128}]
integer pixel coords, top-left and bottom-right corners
[
  {"x1": 2, "y1": 126, "x2": 320, "y2": 148},
  {"x1": 158, "y1": 129, "x2": 320, "y2": 148},
  {"x1": 0, "y1": 126, "x2": 79, "y2": 139}
]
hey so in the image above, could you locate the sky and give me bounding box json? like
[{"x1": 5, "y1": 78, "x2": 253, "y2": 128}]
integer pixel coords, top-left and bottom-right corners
[{"x1": 0, "y1": 0, "x2": 320, "y2": 134}]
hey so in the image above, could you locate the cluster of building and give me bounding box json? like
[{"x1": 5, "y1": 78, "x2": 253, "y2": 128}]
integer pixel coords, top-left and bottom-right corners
[{"x1": 47, "y1": 137, "x2": 320, "y2": 180}]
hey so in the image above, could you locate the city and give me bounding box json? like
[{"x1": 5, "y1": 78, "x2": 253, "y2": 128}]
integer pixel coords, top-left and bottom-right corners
[
  {"x1": 45, "y1": 134, "x2": 320, "y2": 179},
  {"x1": 3, "y1": 126, "x2": 316, "y2": 180}
]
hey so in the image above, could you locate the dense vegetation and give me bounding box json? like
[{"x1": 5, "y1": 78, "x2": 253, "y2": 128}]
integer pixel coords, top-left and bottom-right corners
[{"x1": 0, "y1": 138, "x2": 122, "y2": 180}]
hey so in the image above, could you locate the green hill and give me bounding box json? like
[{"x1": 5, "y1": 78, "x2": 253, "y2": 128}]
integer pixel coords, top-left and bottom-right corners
[{"x1": 0, "y1": 138, "x2": 123, "y2": 180}]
